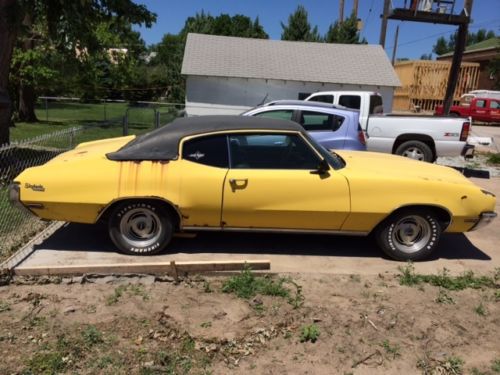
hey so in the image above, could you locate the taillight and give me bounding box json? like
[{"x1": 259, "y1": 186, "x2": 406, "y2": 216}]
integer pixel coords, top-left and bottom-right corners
[
  {"x1": 460, "y1": 121, "x2": 470, "y2": 141},
  {"x1": 358, "y1": 127, "x2": 366, "y2": 145}
]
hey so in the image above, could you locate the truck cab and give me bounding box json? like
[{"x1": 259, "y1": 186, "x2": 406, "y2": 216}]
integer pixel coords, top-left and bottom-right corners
[
  {"x1": 435, "y1": 96, "x2": 500, "y2": 123},
  {"x1": 305, "y1": 91, "x2": 384, "y2": 130}
]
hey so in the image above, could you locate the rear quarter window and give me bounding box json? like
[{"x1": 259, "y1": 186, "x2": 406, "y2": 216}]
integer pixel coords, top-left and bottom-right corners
[
  {"x1": 369, "y1": 95, "x2": 384, "y2": 114},
  {"x1": 182, "y1": 135, "x2": 229, "y2": 168}
]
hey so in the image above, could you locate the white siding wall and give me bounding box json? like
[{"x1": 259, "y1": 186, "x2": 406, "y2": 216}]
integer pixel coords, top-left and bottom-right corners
[{"x1": 185, "y1": 76, "x2": 395, "y2": 116}]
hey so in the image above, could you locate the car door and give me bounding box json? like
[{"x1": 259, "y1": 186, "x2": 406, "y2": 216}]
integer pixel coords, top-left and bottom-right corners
[
  {"x1": 222, "y1": 132, "x2": 350, "y2": 231},
  {"x1": 488, "y1": 100, "x2": 500, "y2": 122},
  {"x1": 295, "y1": 110, "x2": 348, "y2": 150},
  {"x1": 471, "y1": 99, "x2": 488, "y2": 121},
  {"x1": 178, "y1": 134, "x2": 229, "y2": 228}
]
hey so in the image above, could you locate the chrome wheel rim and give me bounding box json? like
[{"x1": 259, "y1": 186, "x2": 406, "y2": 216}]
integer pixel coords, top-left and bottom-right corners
[
  {"x1": 119, "y1": 208, "x2": 162, "y2": 248},
  {"x1": 391, "y1": 215, "x2": 431, "y2": 253},
  {"x1": 402, "y1": 147, "x2": 424, "y2": 161}
]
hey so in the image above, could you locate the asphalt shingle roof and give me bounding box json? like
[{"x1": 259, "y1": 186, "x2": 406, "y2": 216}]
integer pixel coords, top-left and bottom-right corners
[
  {"x1": 439, "y1": 37, "x2": 500, "y2": 57},
  {"x1": 181, "y1": 33, "x2": 401, "y2": 87}
]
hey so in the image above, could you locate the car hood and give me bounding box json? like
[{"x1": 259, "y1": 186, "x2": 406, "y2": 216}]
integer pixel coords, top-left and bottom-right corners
[{"x1": 335, "y1": 150, "x2": 474, "y2": 186}]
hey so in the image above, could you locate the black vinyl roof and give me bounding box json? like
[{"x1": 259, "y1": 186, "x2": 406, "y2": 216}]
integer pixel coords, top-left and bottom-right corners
[{"x1": 107, "y1": 115, "x2": 304, "y2": 161}]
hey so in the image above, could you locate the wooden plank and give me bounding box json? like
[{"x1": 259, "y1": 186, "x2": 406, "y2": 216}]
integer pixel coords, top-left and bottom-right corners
[{"x1": 13, "y1": 260, "x2": 271, "y2": 276}]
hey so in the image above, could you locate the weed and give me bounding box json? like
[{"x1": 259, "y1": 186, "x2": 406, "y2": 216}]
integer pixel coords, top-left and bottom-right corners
[
  {"x1": 299, "y1": 324, "x2": 320, "y2": 343},
  {"x1": 200, "y1": 321, "x2": 212, "y2": 328},
  {"x1": 106, "y1": 285, "x2": 127, "y2": 305},
  {"x1": 471, "y1": 368, "x2": 487, "y2": 375},
  {"x1": 82, "y1": 325, "x2": 103, "y2": 347},
  {"x1": 380, "y1": 339, "x2": 401, "y2": 359},
  {"x1": 128, "y1": 284, "x2": 150, "y2": 301},
  {"x1": 96, "y1": 355, "x2": 115, "y2": 369},
  {"x1": 492, "y1": 358, "x2": 500, "y2": 372},
  {"x1": 487, "y1": 153, "x2": 500, "y2": 165},
  {"x1": 435, "y1": 289, "x2": 455, "y2": 304},
  {"x1": 0, "y1": 300, "x2": 10, "y2": 312},
  {"x1": 399, "y1": 263, "x2": 497, "y2": 290},
  {"x1": 494, "y1": 290, "x2": 500, "y2": 302},
  {"x1": 26, "y1": 351, "x2": 66, "y2": 374},
  {"x1": 222, "y1": 265, "x2": 303, "y2": 308},
  {"x1": 349, "y1": 274, "x2": 361, "y2": 283},
  {"x1": 474, "y1": 302, "x2": 487, "y2": 316},
  {"x1": 181, "y1": 337, "x2": 195, "y2": 353},
  {"x1": 203, "y1": 280, "x2": 212, "y2": 293},
  {"x1": 444, "y1": 356, "x2": 464, "y2": 374}
]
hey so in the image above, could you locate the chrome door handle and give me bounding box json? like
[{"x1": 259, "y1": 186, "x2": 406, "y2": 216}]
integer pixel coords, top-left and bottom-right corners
[{"x1": 229, "y1": 178, "x2": 248, "y2": 191}]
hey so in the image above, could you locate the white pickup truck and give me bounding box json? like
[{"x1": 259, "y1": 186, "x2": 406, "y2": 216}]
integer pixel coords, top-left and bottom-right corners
[{"x1": 305, "y1": 91, "x2": 474, "y2": 162}]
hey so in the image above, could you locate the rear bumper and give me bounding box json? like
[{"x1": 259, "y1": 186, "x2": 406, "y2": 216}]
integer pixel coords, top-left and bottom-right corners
[
  {"x1": 468, "y1": 211, "x2": 497, "y2": 231},
  {"x1": 461, "y1": 143, "x2": 475, "y2": 159}
]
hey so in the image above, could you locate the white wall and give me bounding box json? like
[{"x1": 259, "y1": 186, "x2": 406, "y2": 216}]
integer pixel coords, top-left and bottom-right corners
[{"x1": 185, "y1": 76, "x2": 395, "y2": 116}]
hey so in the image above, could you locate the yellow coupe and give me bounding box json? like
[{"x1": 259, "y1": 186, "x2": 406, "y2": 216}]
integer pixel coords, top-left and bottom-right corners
[{"x1": 9, "y1": 116, "x2": 497, "y2": 260}]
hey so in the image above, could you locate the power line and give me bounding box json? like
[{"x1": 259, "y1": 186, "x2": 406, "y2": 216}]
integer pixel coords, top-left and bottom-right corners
[{"x1": 386, "y1": 18, "x2": 500, "y2": 50}]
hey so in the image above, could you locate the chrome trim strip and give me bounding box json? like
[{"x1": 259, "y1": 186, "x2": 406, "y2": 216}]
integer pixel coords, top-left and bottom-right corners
[{"x1": 182, "y1": 226, "x2": 369, "y2": 236}]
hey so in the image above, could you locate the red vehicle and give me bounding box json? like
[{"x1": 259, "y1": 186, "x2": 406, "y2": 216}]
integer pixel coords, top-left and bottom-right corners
[{"x1": 435, "y1": 97, "x2": 500, "y2": 123}]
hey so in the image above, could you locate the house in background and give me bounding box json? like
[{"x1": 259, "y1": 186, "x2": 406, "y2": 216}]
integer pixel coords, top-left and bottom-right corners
[
  {"x1": 437, "y1": 37, "x2": 499, "y2": 91},
  {"x1": 181, "y1": 33, "x2": 401, "y2": 116}
]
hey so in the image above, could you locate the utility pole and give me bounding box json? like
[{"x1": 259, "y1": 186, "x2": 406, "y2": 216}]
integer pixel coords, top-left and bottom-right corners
[
  {"x1": 391, "y1": 25, "x2": 400, "y2": 65},
  {"x1": 353, "y1": 0, "x2": 359, "y2": 18},
  {"x1": 379, "y1": 0, "x2": 391, "y2": 47},
  {"x1": 442, "y1": 0, "x2": 473, "y2": 115},
  {"x1": 339, "y1": 0, "x2": 344, "y2": 23}
]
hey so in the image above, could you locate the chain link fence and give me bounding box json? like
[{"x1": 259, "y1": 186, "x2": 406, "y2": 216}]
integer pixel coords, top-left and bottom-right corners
[
  {"x1": 2, "y1": 99, "x2": 186, "y2": 262},
  {"x1": 0, "y1": 127, "x2": 87, "y2": 261}
]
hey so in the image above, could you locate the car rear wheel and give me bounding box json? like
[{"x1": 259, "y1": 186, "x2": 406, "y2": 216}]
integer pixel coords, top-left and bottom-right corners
[
  {"x1": 375, "y1": 209, "x2": 441, "y2": 261},
  {"x1": 108, "y1": 201, "x2": 173, "y2": 255},
  {"x1": 395, "y1": 140, "x2": 434, "y2": 162}
]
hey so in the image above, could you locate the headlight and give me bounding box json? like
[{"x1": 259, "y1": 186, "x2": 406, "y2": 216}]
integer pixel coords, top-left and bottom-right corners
[{"x1": 481, "y1": 189, "x2": 496, "y2": 197}]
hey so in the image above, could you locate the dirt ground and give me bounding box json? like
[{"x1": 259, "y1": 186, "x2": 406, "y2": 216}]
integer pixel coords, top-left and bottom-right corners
[{"x1": 0, "y1": 268, "x2": 498, "y2": 375}]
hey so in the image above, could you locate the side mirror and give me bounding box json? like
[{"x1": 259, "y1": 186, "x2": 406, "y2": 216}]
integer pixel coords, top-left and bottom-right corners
[{"x1": 311, "y1": 159, "x2": 330, "y2": 175}]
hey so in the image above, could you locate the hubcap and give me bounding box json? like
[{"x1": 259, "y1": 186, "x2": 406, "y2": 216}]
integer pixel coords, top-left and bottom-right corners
[
  {"x1": 402, "y1": 147, "x2": 424, "y2": 161},
  {"x1": 120, "y1": 208, "x2": 162, "y2": 248},
  {"x1": 391, "y1": 215, "x2": 431, "y2": 253}
]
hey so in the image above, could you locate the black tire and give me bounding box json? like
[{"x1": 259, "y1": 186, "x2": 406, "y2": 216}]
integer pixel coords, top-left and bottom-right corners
[
  {"x1": 395, "y1": 140, "x2": 434, "y2": 162},
  {"x1": 108, "y1": 201, "x2": 173, "y2": 255},
  {"x1": 374, "y1": 209, "x2": 441, "y2": 261}
]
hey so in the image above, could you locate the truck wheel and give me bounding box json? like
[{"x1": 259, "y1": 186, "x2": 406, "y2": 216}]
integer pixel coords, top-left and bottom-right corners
[
  {"x1": 108, "y1": 201, "x2": 173, "y2": 255},
  {"x1": 395, "y1": 140, "x2": 433, "y2": 162},
  {"x1": 374, "y1": 209, "x2": 441, "y2": 261}
]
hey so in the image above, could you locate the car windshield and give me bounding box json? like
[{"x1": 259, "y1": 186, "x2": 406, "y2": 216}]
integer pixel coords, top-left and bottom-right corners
[{"x1": 304, "y1": 133, "x2": 345, "y2": 170}]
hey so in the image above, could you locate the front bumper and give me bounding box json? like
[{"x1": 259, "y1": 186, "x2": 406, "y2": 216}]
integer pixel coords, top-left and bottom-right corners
[
  {"x1": 469, "y1": 211, "x2": 497, "y2": 231},
  {"x1": 461, "y1": 144, "x2": 475, "y2": 159},
  {"x1": 8, "y1": 182, "x2": 35, "y2": 215}
]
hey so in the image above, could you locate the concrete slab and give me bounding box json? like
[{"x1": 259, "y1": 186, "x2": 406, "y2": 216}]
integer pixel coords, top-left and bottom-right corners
[{"x1": 13, "y1": 177, "x2": 500, "y2": 277}]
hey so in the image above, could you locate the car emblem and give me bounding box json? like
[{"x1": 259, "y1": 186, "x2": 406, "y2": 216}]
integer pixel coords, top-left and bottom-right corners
[
  {"x1": 25, "y1": 183, "x2": 45, "y2": 192},
  {"x1": 189, "y1": 151, "x2": 205, "y2": 160}
]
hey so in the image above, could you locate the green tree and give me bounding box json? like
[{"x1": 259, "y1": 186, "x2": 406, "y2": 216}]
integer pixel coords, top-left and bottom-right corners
[
  {"x1": 420, "y1": 53, "x2": 433, "y2": 60},
  {"x1": 433, "y1": 29, "x2": 496, "y2": 55},
  {"x1": 281, "y1": 5, "x2": 322, "y2": 42},
  {"x1": 0, "y1": 0, "x2": 155, "y2": 144},
  {"x1": 325, "y1": 12, "x2": 366, "y2": 44}
]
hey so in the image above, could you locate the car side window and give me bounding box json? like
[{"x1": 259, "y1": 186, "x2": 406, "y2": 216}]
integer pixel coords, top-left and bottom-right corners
[
  {"x1": 339, "y1": 95, "x2": 361, "y2": 109},
  {"x1": 254, "y1": 110, "x2": 293, "y2": 121},
  {"x1": 182, "y1": 135, "x2": 229, "y2": 168},
  {"x1": 476, "y1": 100, "x2": 486, "y2": 108},
  {"x1": 299, "y1": 111, "x2": 344, "y2": 132},
  {"x1": 229, "y1": 134, "x2": 320, "y2": 170},
  {"x1": 489, "y1": 100, "x2": 499, "y2": 109},
  {"x1": 308, "y1": 95, "x2": 334, "y2": 104}
]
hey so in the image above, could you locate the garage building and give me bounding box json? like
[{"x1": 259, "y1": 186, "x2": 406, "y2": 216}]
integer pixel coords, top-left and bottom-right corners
[{"x1": 181, "y1": 33, "x2": 401, "y2": 116}]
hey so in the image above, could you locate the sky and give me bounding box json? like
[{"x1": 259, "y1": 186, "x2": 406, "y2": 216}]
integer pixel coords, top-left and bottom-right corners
[{"x1": 133, "y1": 0, "x2": 500, "y2": 60}]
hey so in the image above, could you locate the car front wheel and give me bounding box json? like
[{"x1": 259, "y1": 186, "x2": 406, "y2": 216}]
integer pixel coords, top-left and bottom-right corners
[
  {"x1": 375, "y1": 209, "x2": 441, "y2": 261},
  {"x1": 108, "y1": 201, "x2": 173, "y2": 255}
]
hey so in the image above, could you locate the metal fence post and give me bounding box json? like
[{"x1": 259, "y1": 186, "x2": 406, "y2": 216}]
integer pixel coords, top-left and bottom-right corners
[
  {"x1": 45, "y1": 97, "x2": 49, "y2": 121},
  {"x1": 123, "y1": 113, "x2": 129, "y2": 136},
  {"x1": 69, "y1": 127, "x2": 75, "y2": 148},
  {"x1": 154, "y1": 110, "x2": 160, "y2": 129}
]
